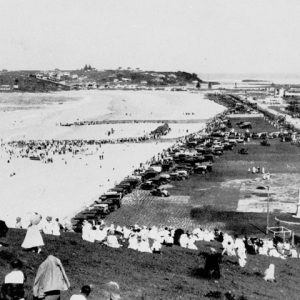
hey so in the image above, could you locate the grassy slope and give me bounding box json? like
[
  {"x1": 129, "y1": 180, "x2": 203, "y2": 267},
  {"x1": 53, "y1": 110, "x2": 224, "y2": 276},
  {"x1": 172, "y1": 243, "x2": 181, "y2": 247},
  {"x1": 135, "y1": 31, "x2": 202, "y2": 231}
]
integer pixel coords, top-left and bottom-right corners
[{"x1": 1, "y1": 229, "x2": 300, "y2": 300}]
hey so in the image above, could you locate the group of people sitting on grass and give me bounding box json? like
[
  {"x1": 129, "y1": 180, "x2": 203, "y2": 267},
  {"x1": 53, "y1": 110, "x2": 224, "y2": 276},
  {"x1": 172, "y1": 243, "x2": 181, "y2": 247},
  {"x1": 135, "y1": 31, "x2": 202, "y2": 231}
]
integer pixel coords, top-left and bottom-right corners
[
  {"x1": 80, "y1": 220, "x2": 299, "y2": 267},
  {"x1": 81, "y1": 221, "x2": 217, "y2": 254},
  {"x1": 0, "y1": 256, "x2": 120, "y2": 300}
]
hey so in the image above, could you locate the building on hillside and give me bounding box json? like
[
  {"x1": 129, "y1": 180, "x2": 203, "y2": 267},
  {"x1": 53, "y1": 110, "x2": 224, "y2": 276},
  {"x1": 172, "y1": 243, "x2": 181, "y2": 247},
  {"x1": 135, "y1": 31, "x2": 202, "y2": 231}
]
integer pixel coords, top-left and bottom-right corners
[{"x1": 274, "y1": 88, "x2": 285, "y2": 98}]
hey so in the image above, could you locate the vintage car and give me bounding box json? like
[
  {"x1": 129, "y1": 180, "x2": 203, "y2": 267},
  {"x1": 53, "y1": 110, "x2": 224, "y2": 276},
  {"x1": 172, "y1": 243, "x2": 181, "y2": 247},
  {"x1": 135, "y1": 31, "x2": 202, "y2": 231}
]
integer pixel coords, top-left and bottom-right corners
[{"x1": 150, "y1": 187, "x2": 170, "y2": 197}]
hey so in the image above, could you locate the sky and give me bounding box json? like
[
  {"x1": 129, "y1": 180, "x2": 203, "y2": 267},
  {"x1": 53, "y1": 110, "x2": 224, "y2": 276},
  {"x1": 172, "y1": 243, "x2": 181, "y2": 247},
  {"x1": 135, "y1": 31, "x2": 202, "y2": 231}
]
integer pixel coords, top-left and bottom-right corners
[{"x1": 0, "y1": 0, "x2": 300, "y2": 74}]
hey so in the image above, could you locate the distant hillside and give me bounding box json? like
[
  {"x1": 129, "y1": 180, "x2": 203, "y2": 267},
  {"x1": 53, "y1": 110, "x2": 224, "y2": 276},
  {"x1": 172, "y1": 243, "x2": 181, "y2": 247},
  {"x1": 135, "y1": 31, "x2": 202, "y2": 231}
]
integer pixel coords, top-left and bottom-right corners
[{"x1": 0, "y1": 69, "x2": 203, "y2": 92}]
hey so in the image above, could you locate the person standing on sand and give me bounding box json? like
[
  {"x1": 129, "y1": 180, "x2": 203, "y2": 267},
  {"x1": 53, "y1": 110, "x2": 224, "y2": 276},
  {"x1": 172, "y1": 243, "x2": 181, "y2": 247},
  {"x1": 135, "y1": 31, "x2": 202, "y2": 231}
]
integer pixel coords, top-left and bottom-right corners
[{"x1": 21, "y1": 213, "x2": 44, "y2": 253}]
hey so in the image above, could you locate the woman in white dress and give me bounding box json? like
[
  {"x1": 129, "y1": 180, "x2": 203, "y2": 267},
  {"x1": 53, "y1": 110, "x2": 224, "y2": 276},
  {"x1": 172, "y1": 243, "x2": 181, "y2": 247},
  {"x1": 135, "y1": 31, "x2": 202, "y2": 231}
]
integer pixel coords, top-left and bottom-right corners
[{"x1": 21, "y1": 213, "x2": 44, "y2": 253}]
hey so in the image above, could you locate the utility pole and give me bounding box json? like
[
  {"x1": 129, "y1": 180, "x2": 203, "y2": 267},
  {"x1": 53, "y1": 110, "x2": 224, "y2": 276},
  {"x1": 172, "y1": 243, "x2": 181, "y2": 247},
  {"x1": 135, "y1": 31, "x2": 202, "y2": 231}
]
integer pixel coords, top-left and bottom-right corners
[{"x1": 266, "y1": 186, "x2": 270, "y2": 234}]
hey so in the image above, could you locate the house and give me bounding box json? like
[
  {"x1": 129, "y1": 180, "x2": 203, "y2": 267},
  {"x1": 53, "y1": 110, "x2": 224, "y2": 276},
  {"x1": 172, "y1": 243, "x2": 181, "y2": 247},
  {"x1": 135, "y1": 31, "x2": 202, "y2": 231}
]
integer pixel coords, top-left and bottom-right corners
[{"x1": 274, "y1": 88, "x2": 285, "y2": 98}]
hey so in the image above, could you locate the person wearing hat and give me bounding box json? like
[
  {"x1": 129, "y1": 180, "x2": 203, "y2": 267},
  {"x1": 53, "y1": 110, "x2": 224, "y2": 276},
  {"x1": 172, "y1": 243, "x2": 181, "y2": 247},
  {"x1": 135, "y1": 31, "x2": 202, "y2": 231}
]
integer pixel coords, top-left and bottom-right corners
[
  {"x1": 4, "y1": 259, "x2": 25, "y2": 284},
  {"x1": 70, "y1": 285, "x2": 91, "y2": 300},
  {"x1": 21, "y1": 214, "x2": 44, "y2": 253},
  {"x1": 15, "y1": 217, "x2": 23, "y2": 229},
  {"x1": 2, "y1": 259, "x2": 26, "y2": 300},
  {"x1": 43, "y1": 216, "x2": 54, "y2": 235}
]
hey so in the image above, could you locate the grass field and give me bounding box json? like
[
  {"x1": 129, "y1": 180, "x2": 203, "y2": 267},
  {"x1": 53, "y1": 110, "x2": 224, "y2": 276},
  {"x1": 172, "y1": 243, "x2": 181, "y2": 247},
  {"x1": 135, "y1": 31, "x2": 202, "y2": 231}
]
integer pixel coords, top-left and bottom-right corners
[{"x1": 1, "y1": 229, "x2": 300, "y2": 300}]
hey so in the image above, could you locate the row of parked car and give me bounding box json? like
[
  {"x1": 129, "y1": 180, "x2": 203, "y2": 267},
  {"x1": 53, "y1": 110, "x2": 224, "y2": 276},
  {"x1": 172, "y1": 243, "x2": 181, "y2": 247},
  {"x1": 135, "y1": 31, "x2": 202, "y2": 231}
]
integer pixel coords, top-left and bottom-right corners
[
  {"x1": 138, "y1": 123, "x2": 247, "y2": 197},
  {"x1": 71, "y1": 177, "x2": 141, "y2": 231},
  {"x1": 71, "y1": 115, "x2": 246, "y2": 231}
]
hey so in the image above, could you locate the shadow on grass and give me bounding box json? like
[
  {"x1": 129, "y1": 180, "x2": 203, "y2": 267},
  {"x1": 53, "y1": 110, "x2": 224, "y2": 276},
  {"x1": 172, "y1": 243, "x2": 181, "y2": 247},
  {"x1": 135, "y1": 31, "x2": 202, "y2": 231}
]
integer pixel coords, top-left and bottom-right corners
[{"x1": 190, "y1": 205, "x2": 271, "y2": 235}]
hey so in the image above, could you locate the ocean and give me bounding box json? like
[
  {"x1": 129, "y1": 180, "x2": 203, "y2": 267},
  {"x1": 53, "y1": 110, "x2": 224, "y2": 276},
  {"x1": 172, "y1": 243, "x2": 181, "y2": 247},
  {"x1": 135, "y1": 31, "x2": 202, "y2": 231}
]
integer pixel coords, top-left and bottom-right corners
[{"x1": 198, "y1": 73, "x2": 300, "y2": 85}]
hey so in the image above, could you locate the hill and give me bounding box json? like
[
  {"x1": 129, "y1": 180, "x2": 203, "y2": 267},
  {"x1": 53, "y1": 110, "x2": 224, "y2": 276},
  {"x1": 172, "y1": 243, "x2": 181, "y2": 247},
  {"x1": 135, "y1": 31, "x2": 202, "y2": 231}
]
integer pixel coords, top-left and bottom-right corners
[
  {"x1": 1, "y1": 229, "x2": 300, "y2": 299},
  {"x1": 0, "y1": 69, "x2": 202, "y2": 92}
]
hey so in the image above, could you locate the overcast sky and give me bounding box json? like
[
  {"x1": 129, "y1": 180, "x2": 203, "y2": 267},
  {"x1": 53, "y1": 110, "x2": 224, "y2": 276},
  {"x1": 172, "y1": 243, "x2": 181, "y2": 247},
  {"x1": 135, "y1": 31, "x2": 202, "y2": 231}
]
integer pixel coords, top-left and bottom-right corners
[{"x1": 0, "y1": 0, "x2": 300, "y2": 74}]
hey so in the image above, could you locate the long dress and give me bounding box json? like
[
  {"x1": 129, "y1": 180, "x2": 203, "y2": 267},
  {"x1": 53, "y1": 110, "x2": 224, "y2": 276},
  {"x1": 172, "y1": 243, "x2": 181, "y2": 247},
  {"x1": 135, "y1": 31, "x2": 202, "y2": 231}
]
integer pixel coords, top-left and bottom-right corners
[{"x1": 21, "y1": 224, "x2": 44, "y2": 249}]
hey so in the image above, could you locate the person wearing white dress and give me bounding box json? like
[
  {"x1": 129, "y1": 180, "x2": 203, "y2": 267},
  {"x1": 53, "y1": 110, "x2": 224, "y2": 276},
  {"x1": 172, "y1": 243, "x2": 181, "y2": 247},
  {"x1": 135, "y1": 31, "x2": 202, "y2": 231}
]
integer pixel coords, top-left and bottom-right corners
[
  {"x1": 105, "y1": 232, "x2": 121, "y2": 248},
  {"x1": 179, "y1": 233, "x2": 189, "y2": 248},
  {"x1": 94, "y1": 226, "x2": 108, "y2": 242},
  {"x1": 151, "y1": 238, "x2": 162, "y2": 254},
  {"x1": 122, "y1": 226, "x2": 131, "y2": 239},
  {"x1": 258, "y1": 240, "x2": 269, "y2": 256},
  {"x1": 21, "y1": 214, "x2": 44, "y2": 253},
  {"x1": 128, "y1": 233, "x2": 139, "y2": 251},
  {"x1": 21, "y1": 223, "x2": 44, "y2": 252},
  {"x1": 148, "y1": 226, "x2": 159, "y2": 240},
  {"x1": 187, "y1": 235, "x2": 198, "y2": 250},
  {"x1": 138, "y1": 237, "x2": 152, "y2": 253},
  {"x1": 290, "y1": 247, "x2": 299, "y2": 258},
  {"x1": 42, "y1": 217, "x2": 53, "y2": 235},
  {"x1": 203, "y1": 230, "x2": 214, "y2": 242},
  {"x1": 234, "y1": 237, "x2": 247, "y2": 267},
  {"x1": 264, "y1": 264, "x2": 275, "y2": 282},
  {"x1": 82, "y1": 221, "x2": 94, "y2": 242},
  {"x1": 222, "y1": 240, "x2": 236, "y2": 256},
  {"x1": 192, "y1": 228, "x2": 204, "y2": 241},
  {"x1": 52, "y1": 219, "x2": 61, "y2": 236},
  {"x1": 164, "y1": 233, "x2": 174, "y2": 246}
]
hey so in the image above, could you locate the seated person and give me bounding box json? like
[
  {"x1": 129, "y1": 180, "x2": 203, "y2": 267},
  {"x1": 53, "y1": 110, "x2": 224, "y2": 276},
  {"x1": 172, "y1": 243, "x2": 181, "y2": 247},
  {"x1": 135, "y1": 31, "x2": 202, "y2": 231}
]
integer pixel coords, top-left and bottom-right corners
[{"x1": 1, "y1": 259, "x2": 25, "y2": 300}]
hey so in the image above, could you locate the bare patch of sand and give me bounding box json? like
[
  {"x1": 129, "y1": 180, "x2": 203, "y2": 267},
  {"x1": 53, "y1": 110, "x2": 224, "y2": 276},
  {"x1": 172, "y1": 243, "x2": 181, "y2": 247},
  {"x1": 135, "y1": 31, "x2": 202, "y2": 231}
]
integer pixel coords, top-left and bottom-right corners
[{"x1": 229, "y1": 174, "x2": 300, "y2": 213}]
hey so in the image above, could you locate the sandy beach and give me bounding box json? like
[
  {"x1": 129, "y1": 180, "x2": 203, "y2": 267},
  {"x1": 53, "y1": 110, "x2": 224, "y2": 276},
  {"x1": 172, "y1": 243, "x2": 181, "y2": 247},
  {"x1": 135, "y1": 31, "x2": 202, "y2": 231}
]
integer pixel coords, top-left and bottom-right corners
[{"x1": 0, "y1": 90, "x2": 225, "y2": 227}]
